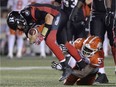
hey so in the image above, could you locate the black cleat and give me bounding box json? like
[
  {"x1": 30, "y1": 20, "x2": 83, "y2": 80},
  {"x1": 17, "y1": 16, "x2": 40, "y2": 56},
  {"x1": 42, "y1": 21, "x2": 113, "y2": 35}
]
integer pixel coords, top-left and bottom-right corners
[
  {"x1": 59, "y1": 65, "x2": 72, "y2": 81},
  {"x1": 94, "y1": 73, "x2": 109, "y2": 84}
]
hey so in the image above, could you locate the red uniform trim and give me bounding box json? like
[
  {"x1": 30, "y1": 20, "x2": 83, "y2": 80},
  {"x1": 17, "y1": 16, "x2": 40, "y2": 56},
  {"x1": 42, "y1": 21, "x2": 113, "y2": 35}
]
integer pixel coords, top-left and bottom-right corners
[
  {"x1": 30, "y1": 6, "x2": 59, "y2": 20},
  {"x1": 36, "y1": 6, "x2": 59, "y2": 16},
  {"x1": 31, "y1": 7, "x2": 37, "y2": 21}
]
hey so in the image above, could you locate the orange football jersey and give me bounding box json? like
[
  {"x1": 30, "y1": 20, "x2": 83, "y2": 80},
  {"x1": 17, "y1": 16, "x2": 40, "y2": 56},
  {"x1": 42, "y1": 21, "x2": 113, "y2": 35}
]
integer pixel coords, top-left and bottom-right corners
[{"x1": 89, "y1": 50, "x2": 104, "y2": 67}]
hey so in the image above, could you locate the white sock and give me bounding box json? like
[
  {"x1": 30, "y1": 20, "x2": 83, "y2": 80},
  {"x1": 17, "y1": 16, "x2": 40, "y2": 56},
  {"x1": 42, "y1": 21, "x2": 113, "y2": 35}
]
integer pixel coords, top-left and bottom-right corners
[
  {"x1": 98, "y1": 67, "x2": 105, "y2": 74},
  {"x1": 68, "y1": 57, "x2": 76, "y2": 68},
  {"x1": 17, "y1": 35, "x2": 23, "y2": 56},
  {"x1": 103, "y1": 33, "x2": 109, "y2": 57},
  {"x1": 40, "y1": 41, "x2": 46, "y2": 57},
  {"x1": 8, "y1": 35, "x2": 15, "y2": 56}
]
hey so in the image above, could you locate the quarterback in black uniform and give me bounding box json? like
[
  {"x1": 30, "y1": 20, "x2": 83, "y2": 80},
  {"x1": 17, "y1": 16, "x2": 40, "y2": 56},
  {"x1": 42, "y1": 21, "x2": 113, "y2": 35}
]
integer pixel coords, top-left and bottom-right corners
[{"x1": 7, "y1": 3, "x2": 86, "y2": 82}]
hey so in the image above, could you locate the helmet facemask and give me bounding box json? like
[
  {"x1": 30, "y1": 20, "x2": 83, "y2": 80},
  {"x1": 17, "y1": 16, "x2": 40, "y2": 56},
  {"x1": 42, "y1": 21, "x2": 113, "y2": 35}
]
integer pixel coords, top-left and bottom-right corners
[
  {"x1": 16, "y1": 14, "x2": 28, "y2": 31},
  {"x1": 7, "y1": 11, "x2": 28, "y2": 31},
  {"x1": 81, "y1": 44, "x2": 98, "y2": 57},
  {"x1": 81, "y1": 36, "x2": 102, "y2": 58}
]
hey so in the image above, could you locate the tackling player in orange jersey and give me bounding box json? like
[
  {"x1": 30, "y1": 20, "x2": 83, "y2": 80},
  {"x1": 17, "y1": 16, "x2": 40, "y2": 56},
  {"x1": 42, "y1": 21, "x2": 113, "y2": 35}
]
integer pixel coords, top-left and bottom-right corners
[{"x1": 52, "y1": 36, "x2": 105, "y2": 85}]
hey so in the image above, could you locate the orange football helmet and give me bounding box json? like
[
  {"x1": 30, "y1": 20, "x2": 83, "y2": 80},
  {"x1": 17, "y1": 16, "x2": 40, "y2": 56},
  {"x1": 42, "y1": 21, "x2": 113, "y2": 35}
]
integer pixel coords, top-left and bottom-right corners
[
  {"x1": 73, "y1": 38, "x2": 86, "y2": 50},
  {"x1": 81, "y1": 36, "x2": 102, "y2": 57}
]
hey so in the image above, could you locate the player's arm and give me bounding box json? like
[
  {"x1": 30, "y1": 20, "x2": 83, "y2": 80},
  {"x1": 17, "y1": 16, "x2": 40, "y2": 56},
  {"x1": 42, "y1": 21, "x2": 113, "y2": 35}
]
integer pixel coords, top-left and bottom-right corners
[
  {"x1": 70, "y1": 0, "x2": 85, "y2": 21},
  {"x1": 104, "y1": 0, "x2": 113, "y2": 26},
  {"x1": 72, "y1": 64, "x2": 96, "y2": 78},
  {"x1": 104, "y1": 0, "x2": 112, "y2": 9},
  {"x1": 34, "y1": 9, "x2": 54, "y2": 37},
  {"x1": 41, "y1": 13, "x2": 54, "y2": 36},
  {"x1": 28, "y1": 10, "x2": 54, "y2": 44}
]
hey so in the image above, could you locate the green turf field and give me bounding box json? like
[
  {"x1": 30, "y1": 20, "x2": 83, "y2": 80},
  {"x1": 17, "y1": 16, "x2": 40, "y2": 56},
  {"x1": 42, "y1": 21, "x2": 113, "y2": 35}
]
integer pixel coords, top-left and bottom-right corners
[{"x1": 0, "y1": 55, "x2": 116, "y2": 87}]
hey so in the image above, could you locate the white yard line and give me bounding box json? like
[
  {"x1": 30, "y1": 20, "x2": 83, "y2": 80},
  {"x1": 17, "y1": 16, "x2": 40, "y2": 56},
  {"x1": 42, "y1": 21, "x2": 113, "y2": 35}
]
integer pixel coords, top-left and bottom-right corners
[
  {"x1": 0, "y1": 66, "x2": 52, "y2": 70},
  {"x1": 0, "y1": 66, "x2": 114, "y2": 71}
]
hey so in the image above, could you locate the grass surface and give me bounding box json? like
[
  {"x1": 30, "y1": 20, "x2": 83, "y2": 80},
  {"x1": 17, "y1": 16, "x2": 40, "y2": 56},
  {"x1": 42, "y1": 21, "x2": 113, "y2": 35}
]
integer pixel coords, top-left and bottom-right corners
[{"x1": 0, "y1": 55, "x2": 116, "y2": 87}]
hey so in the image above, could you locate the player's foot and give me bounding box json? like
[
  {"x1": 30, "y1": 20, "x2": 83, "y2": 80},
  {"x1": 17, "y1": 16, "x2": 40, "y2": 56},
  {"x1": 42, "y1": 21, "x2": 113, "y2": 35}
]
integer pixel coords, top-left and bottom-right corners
[
  {"x1": 7, "y1": 54, "x2": 13, "y2": 59},
  {"x1": 59, "y1": 65, "x2": 72, "y2": 81},
  {"x1": 94, "y1": 73, "x2": 109, "y2": 84},
  {"x1": 16, "y1": 53, "x2": 22, "y2": 58},
  {"x1": 40, "y1": 55, "x2": 46, "y2": 58}
]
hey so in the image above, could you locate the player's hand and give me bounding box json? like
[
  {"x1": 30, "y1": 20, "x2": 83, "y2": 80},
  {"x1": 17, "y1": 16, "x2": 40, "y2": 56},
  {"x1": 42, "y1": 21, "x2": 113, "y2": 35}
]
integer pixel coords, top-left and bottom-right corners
[
  {"x1": 51, "y1": 61, "x2": 62, "y2": 71},
  {"x1": 35, "y1": 33, "x2": 44, "y2": 45},
  {"x1": 105, "y1": 9, "x2": 113, "y2": 26},
  {"x1": 27, "y1": 28, "x2": 44, "y2": 44},
  {"x1": 28, "y1": 28, "x2": 39, "y2": 44}
]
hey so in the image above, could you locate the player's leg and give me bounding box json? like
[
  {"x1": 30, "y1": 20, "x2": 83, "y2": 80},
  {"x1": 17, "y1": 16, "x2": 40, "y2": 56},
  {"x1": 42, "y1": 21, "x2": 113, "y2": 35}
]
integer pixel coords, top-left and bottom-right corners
[
  {"x1": 76, "y1": 73, "x2": 97, "y2": 85},
  {"x1": 90, "y1": 15, "x2": 109, "y2": 83},
  {"x1": 103, "y1": 32, "x2": 109, "y2": 57},
  {"x1": 16, "y1": 30, "x2": 24, "y2": 58},
  {"x1": 7, "y1": 29, "x2": 16, "y2": 59},
  {"x1": 46, "y1": 30, "x2": 72, "y2": 81},
  {"x1": 64, "y1": 74, "x2": 78, "y2": 85},
  {"x1": 39, "y1": 40, "x2": 46, "y2": 58},
  {"x1": 63, "y1": 61, "x2": 79, "y2": 85},
  {"x1": 94, "y1": 50, "x2": 109, "y2": 83},
  {"x1": 107, "y1": 23, "x2": 116, "y2": 74}
]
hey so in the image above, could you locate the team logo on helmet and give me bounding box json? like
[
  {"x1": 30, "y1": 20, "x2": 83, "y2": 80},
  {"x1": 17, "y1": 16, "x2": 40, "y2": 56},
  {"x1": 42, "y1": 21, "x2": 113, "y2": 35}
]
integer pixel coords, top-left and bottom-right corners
[{"x1": 8, "y1": 16, "x2": 15, "y2": 23}]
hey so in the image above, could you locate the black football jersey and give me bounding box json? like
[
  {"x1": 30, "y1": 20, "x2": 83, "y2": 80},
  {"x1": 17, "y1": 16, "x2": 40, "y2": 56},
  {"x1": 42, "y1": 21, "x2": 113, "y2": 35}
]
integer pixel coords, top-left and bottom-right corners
[
  {"x1": 92, "y1": 0, "x2": 106, "y2": 13},
  {"x1": 79, "y1": 0, "x2": 106, "y2": 13},
  {"x1": 61, "y1": 0, "x2": 78, "y2": 16},
  {"x1": 20, "y1": 3, "x2": 61, "y2": 34}
]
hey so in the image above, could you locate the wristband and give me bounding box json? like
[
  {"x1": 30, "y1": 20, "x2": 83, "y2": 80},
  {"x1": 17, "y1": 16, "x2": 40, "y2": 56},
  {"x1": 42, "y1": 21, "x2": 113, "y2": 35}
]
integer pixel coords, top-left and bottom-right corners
[{"x1": 41, "y1": 24, "x2": 52, "y2": 36}]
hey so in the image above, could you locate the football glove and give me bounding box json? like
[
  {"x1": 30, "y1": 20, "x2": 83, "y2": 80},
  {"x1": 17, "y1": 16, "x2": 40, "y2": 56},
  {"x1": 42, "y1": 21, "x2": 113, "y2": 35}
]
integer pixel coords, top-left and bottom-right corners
[
  {"x1": 35, "y1": 33, "x2": 44, "y2": 45},
  {"x1": 105, "y1": 8, "x2": 113, "y2": 26},
  {"x1": 51, "y1": 61, "x2": 63, "y2": 71}
]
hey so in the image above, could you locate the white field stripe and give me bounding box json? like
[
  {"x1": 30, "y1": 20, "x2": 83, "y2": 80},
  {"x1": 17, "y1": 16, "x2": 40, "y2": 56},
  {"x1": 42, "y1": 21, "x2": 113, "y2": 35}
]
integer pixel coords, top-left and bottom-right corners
[
  {"x1": 0, "y1": 66, "x2": 114, "y2": 71},
  {"x1": 0, "y1": 66, "x2": 52, "y2": 70}
]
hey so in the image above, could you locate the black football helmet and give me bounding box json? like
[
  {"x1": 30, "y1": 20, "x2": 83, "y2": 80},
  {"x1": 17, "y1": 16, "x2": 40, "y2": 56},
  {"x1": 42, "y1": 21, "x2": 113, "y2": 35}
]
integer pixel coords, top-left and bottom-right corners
[{"x1": 7, "y1": 11, "x2": 28, "y2": 31}]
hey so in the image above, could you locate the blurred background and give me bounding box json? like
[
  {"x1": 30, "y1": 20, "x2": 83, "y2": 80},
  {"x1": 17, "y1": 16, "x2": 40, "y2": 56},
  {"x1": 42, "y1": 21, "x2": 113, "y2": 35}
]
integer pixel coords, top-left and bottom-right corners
[
  {"x1": 0, "y1": 0, "x2": 112, "y2": 59},
  {"x1": 0, "y1": 0, "x2": 57, "y2": 59}
]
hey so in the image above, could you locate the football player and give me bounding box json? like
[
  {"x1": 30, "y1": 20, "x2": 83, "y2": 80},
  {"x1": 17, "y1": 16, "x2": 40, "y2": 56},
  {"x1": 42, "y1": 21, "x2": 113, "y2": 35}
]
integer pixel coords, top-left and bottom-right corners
[
  {"x1": 69, "y1": 0, "x2": 116, "y2": 83},
  {"x1": 7, "y1": 3, "x2": 85, "y2": 81},
  {"x1": 52, "y1": 36, "x2": 104, "y2": 85},
  {"x1": 51, "y1": 0, "x2": 92, "y2": 81}
]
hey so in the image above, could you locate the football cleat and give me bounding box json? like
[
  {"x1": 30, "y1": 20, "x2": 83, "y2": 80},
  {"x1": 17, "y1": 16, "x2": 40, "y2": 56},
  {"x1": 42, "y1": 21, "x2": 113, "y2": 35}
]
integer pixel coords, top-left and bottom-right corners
[
  {"x1": 94, "y1": 73, "x2": 109, "y2": 84},
  {"x1": 51, "y1": 61, "x2": 62, "y2": 70},
  {"x1": 7, "y1": 54, "x2": 13, "y2": 59},
  {"x1": 59, "y1": 65, "x2": 72, "y2": 81}
]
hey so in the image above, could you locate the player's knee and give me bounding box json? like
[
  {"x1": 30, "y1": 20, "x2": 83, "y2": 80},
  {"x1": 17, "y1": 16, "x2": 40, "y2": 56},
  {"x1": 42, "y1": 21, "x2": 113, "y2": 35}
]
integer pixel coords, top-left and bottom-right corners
[{"x1": 45, "y1": 35, "x2": 55, "y2": 47}]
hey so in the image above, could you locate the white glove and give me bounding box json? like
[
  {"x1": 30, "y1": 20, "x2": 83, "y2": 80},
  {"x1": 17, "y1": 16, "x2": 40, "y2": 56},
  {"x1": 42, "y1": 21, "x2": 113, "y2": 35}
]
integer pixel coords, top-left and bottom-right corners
[{"x1": 51, "y1": 61, "x2": 62, "y2": 71}]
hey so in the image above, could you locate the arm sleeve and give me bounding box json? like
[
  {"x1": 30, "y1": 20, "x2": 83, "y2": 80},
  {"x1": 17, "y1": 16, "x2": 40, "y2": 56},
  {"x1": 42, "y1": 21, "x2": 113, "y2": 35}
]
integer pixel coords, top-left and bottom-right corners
[
  {"x1": 72, "y1": 65, "x2": 95, "y2": 78},
  {"x1": 69, "y1": 0, "x2": 85, "y2": 21},
  {"x1": 35, "y1": 9, "x2": 47, "y2": 22},
  {"x1": 54, "y1": 0, "x2": 61, "y2": 4}
]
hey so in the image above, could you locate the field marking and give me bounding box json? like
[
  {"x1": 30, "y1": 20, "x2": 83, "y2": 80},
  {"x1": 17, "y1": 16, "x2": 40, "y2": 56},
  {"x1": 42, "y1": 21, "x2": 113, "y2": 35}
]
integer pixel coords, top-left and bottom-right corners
[
  {"x1": 0, "y1": 66, "x2": 52, "y2": 70},
  {"x1": 0, "y1": 66, "x2": 115, "y2": 71}
]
